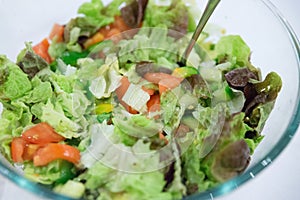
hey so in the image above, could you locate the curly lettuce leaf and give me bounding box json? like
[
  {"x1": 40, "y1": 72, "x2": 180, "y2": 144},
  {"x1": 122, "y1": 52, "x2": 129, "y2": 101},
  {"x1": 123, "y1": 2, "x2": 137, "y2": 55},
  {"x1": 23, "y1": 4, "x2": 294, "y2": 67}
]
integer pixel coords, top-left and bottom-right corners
[
  {"x1": 41, "y1": 100, "x2": 81, "y2": 138},
  {"x1": 16, "y1": 43, "x2": 49, "y2": 77},
  {"x1": 18, "y1": 76, "x2": 53, "y2": 104},
  {"x1": 143, "y1": 0, "x2": 190, "y2": 34},
  {"x1": 0, "y1": 55, "x2": 32, "y2": 101},
  {"x1": 201, "y1": 112, "x2": 252, "y2": 182},
  {"x1": 78, "y1": 0, "x2": 114, "y2": 28},
  {"x1": 117, "y1": 27, "x2": 181, "y2": 68},
  {"x1": 80, "y1": 144, "x2": 172, "y2": 200}
]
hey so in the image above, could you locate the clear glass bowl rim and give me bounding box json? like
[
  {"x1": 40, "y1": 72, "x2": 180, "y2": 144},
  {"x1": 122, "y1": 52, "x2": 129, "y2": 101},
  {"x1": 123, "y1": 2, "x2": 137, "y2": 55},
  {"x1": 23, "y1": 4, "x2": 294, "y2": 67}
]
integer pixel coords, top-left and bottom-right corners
[{"x1": 0, "y1": 0, "x2": 299, "y2": 199}]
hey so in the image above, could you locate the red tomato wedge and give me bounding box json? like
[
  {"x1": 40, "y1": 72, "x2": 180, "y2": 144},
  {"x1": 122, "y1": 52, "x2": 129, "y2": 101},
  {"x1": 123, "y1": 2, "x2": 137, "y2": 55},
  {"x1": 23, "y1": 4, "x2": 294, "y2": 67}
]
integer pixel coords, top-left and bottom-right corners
[
  {"x1": 49, "y1": 23, "x2": 65, "y2": 43},
  {"x1": 23, "y1": 144, "x2": 42, "y2": 161},
  {"x1": 22, "y1": 122, "x2": 65, "y2": 144},
  {"x1": 32, "y1": 38, "x2": 51, "y2": 63},
  {"x1": 144, "y1": 72, "x2": 172, "y2": 84},
  {"x1": 143, "y1": 72, "x2": 183, "y2": 94},
  {"x1": 33, "y1": 143, "x2": 81, "y2": 167},
  {"x1": 11, "y1": 137, "x2": 26, "y2": 163},
  {"x1": 147, "y1": 94, "x2": 160, "y2": 113},
  {"x1": 115, "y1": 76, "x2": 139, "y2": 114},
  {"x1": 158, "y1": 78, "x2": 183, "y2": 93}
]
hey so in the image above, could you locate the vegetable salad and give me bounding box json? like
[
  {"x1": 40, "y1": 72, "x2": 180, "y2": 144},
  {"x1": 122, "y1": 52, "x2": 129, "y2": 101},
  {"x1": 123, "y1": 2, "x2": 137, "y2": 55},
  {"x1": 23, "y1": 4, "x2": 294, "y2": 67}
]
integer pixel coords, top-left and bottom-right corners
[{"x1": 0, "y1": 0, "x2": 282, "y2": 199}]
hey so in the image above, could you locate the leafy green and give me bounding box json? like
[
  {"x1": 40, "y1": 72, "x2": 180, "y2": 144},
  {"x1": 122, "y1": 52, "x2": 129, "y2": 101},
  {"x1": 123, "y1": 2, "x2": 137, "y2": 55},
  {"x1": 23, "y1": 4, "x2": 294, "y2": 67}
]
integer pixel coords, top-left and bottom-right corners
[
  {"x1": 19, "y1": 76, "x2": 53, "y2": 104},
  {"x1": 0, "y1": 55, "x2": 32, "y2": 101},
  {"x1": 54, "y1": 180, "x2": 85, "y2": 199},
  {"x1": 48, "y1": 41, "x2": 67, "y2": 60},
  {"x1": 40, "y1": 100, "x2": 81, "y2": 139},
  {"x1": 17, "y1": 43, "x2": 49, "y2": 79},
  {"x1": 24, "y1": 160, "x2": 77, "y2": 185},
  {"x1": 165, "y1": 142, "x2": 186, "y2": 199},
  {"x1": 97, "y1": 112, "x2": 112, "y2": 123},
  {"x1": 215, "y1": 35, "x2": 251, "y2": 67},
  {"x1": 80, "y1": 144, "x2": 172, "y2": 200},
  {"x1": 181, "y1": 144, "x2": 210, "y2": 194},
  {"x1": 113, "y1": 109, "x2": 163, "y2": 139},
  {"x1": 88, "y1": 55, "x2": 122, "y2": 99},
  {"x1": 201, "y1": 112, "x2": 252, "y2": 182},
  {"x1": 254, "y1": 72, "x2": 282, "y2": 101},
  {"x1": 66, "y1": 27, "x2": 82, "y2": 52},
  {"x1": 78, "y1": 0, "x2": 115, "y2": 28},
  {"x1": 143, "y1": 0, "x2": 190, "y2": 34},
  {"x1": 0, "y1": 0, "x2": 283, "y2": 199},
  {"x1": 117, "y1": 27, "x2": 181, "y2": 68},
  {"x1": 50, "y1": 73, "x2": 76, "y2": 93}
]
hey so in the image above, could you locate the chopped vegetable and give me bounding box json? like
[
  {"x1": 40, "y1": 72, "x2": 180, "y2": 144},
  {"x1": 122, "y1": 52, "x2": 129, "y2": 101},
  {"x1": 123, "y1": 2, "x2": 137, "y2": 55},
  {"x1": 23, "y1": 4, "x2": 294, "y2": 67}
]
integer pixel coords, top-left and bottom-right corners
[
  {"x1": 32, "y1": 38, "x2": 52, "y2": 63},
  {"x1": 143, "y1": 72, "x2": 183, "y2": 93},
  {"x1": 11, "y1": 137, "x2": 26, "y2": 163},
  {"x1": 33, "y1": 143, "x2": 80, "y2": 166},
  {"x1": 49, "y1": 23, "x2": 65, "y2": 43},
  {"x1": 21, "y1": 122, "x2": 65, "y2": 144}
]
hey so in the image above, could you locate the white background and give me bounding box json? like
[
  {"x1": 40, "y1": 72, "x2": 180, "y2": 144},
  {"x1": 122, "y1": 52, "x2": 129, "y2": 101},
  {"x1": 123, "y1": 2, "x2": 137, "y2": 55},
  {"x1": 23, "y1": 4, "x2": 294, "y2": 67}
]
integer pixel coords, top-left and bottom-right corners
[{"x1": 0, "y1": 0, "x2": 299, "y2": 199}]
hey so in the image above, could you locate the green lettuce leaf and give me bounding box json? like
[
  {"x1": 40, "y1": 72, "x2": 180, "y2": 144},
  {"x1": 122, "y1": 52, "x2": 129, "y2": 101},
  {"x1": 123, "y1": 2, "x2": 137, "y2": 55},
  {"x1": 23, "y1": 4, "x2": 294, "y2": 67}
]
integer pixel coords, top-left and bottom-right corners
[
  {"x1": 78, "y1": 0, "x2": 114, "y2": 28},
  {"x1": 117, "y1": 27, "x2": 181, "y2": 68},
  {"x1": 50, "y1": 73, "x2": 76, "y2": 94},
  {"x1": 56, "y1": 89, "x2": 90, "y2": 119},
  {"x1": 143, "y1": 0, "x2": 190, "y2": 34},
  {"x1": 24, "y1": 160, "x2": 77, "y2": 185},
  {"x1": 215, "y1": 35, "x2": 251, "y2": 67},
  {"x1": 48, "y1": 41, "x2": 67, "y2": 60},
  {"x1": 40, "y1": 100, "x2": 81, "y2": 138},
  {"x1": 16, "y1": 43, "x2": 49, "y2": 79},
  {"x1": 54, "y1": 180, "x2": 85, "y2": 199},
  {"x1": 18, "y1": 76, "x2": 53, "y2": 104},
  {"x1": 181, "y1": 143, "x2": 211, "y2": 194},
  {"x1": 113, "y1": 109, "x2": 163, "y2": 139},
  {"x1": 165, "y1": 141, "x2": 186, "y2": 199},
  {"x1": 88, "y1": 55, "x2": 122, "y2": 99},
  {"x1": 201, "y1": 112, "x2": 252, "y2": 182},
  {"x1": 0, "y1": 55, "x2": 32, "y2": 101},
  {"x1": 80, "y1": 140, "x2": 172, "y2": 200}
]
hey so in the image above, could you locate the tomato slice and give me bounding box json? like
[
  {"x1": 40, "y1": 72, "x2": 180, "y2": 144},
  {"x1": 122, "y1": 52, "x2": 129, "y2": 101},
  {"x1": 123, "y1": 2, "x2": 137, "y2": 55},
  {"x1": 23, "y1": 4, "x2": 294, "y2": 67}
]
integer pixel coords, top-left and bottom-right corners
[
  {"x1": 147, "y1": 94, "x2": 160, "y2": 113},
  {"x1": 49, "y1": 23, "x2": 65, "y2": 43},
  {"x1": 143, "y1": 72, "x2": 183, "y2": 94},
  {"x1": 23, "y1": 144, "x2": 42, "y2": 161},
  {"x1": 32, "y1": 38, "x2": 51, "y2": 63},
  {"x1": 33, "y1": 143, "x2": 80, "y2": 167},
  {"x1": 22, "y1": 122, "x2": 65, "y2": 144},
  {"x1": 11, "y1": 137, "x2": 26, "y2": 163}
]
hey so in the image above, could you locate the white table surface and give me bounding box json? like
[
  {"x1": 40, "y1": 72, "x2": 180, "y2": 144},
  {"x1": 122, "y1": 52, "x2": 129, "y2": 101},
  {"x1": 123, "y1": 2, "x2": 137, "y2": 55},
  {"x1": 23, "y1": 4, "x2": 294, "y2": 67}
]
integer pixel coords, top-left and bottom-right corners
[{"x1": 0, "y1": 0, "x2": 299, "y2": 199}]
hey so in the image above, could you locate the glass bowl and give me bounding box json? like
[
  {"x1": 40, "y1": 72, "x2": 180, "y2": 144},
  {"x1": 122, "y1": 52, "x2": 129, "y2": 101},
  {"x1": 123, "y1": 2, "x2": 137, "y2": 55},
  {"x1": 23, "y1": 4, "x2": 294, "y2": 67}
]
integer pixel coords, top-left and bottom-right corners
[{"x1": 0, "y1": 0, "x2": 299, "y2": 199}]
